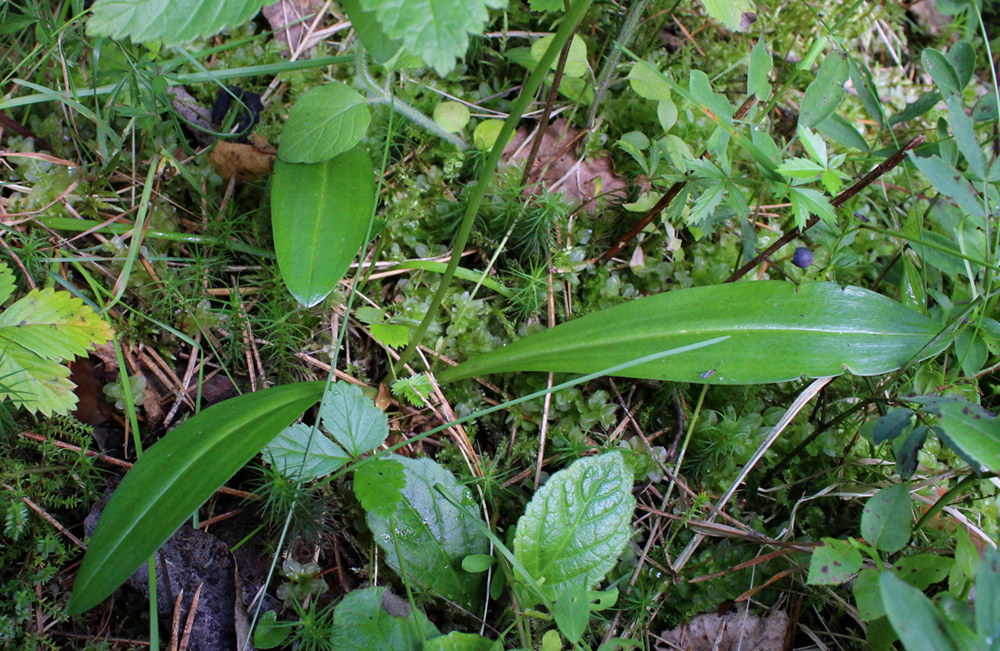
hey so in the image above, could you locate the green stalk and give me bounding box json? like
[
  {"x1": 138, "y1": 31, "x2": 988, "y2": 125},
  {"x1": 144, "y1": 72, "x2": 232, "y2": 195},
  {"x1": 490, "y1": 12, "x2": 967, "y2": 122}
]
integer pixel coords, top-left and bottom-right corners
[{"x1": 392, "y1": 0, "x2": 594, "y2": 374}]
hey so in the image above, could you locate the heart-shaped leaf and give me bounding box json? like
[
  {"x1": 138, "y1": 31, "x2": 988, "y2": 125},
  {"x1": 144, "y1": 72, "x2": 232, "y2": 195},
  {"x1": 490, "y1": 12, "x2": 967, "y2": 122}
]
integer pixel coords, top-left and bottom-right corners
[{"x1": 272, "y1": 147, "x2": 375, "y2": 307}]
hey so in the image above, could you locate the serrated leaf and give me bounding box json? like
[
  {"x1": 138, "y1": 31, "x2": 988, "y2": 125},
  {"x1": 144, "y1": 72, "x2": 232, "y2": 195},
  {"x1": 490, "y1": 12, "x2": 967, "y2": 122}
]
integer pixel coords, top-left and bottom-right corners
[
  {"x1": 425, "y1": 632, "x2": 494, "y2": 651},
  {"x1": 86, "y1": 0, "x2": 268, "y2": 44},
  {"x1": 263, "y1": 423, "x2": 349, "y2": 480},
  {"x1": 777, "y1": 157, "x2": 826, "y2": 179},
  {"x1": 367, "y1": 456, "x2": 488, "y2": 606},
  {"x1": 278, "y1": 83, "x2": 370, "y2": 164},
  {"x1": 319, "y1": 382, "x2": 388, "y2": 457},
  {"x1": 880, "y1": 573, "x2": 960, "y2": 651},
  {"x1": 514, "y1": 453, "x2": 635, "y2": 605},
  {"x1": 862, "y1": 484, "x2": 911, "y2": 553},
  {"x1": 807, "y1": 537, "x2": 862, "y2": 585},
  {"x1": 800, "y1": 51, "x2": 849, "y2": 128},
  {"x1": 272, "y1": 148, "x2": 375, "y2": 307},
  {"x1": 688, "y1": 182, "x2": 725, "y2": 226},
  {"x1": 0, "y1": 262, "x2": 13, "y2": 304},
  {"x1": 0, "y1": 343, "x2": 77, "y2": 416},
  {"x1": 391, "y1": 373, "x2": 433, "y2": 407},
  {"x1": 370, "y1": 323, "x2": 411, "y2": 348},
  {"x1": 67, "y1": 382, "x2": 326, "y2": 614},
  {"x1": 748, "y1": 38, "x2": 771, "y2": 99},
  {"x1": 330, "y1": 587, "x2": 438, "y2": 651},
  {"x1": 789, "y1": 186, "x2": 836, "y2": 229},
  {"x1": 0, "y1": 288, "x2": 113, "y2": 361},
  {"x1": 629, "y1": 60, "x2": 672, "y2": 101},
  {"x1": 354, "y1": 457, "x2": 405, "y2": 517},
  {"x1": 355, "y1": 306, "x2": 385, "y2": 324},
  {"x1": 936, "y1": 401, "x2": 1000, "y2": 473},
  {"x1": 358, "y1": 0, "x2": 507, "y2": 75},
  {"x1": 437, "y1": 281, "x2": 949, "y2": 386},
  {"x1": 797, "y1": 124, "x2": 827, "y2": 167},
  {"x1": 699, "y1": 0, "x2": 755, "y2": 31},
  {"x1": 433, "y1": 101, "x2": 471, "y2": 133}
]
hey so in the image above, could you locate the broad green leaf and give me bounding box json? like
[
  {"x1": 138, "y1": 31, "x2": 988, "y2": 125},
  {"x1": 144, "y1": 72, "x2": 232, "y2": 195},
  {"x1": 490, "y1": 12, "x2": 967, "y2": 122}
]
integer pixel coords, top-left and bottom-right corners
[
  {"x1": 800, "y1": 51, "x2": 849, "y2": 128},
  {"x1": 354, "y1": 457, "x2": 406, "y2": 517},
  {"x1": 658, "y1": 99, "x2": 678, "y2": 131},
  {"x1": 66, "y1": 382, "x2": 325, "y2": 614},
  {"x1": 907, "y1": 153, "x2": 985, "y2": 218},
  {"x1": 976, "y1": 549, "x2": 1000, "y2": 646},
  {"x1": 358, "y1": 0, "x2": 507, "y2": 75},
  {"x1": 531, "y1": 34, "x2": 588, "y2": 78},
  {"x1": 437, "y1": 282, "x2": 948, "y2": 385},
  {"x1": 319, "y1": 382, "x2": 388, "y2": 457},
  {"x1": 973, "y1": 92, "x2": 998, "y2": 122},
  {"x1": 370, "y1": 322, "x2": 411, "y2": 348},
  {"x1": 880, "y1": 573, "x2": 960, "y2": 651},
  {"x1": 629, "y1": 60, "x2": 672, "y2": 101},
  {"x1": 892, "y1": 554, "x2": 953, "y2": 590},
  {"x1": 0, "y1": 284, "x2": 113, "y2": 416},
  {"x1": 854, "y1": 569, "x2": 885, "y2": 620},
  {"x1": 862, "y1": 484, "x2": 911, "y2": 553},
  {"x1": 873, "y1": 408, "x2": 914, "y2": 444},
  {"x1": 340, "y1": 0, "x2": 403, "y2": 63},
  {"x1": 923, "y1": 48, "x2": 961, "y2": 97},
  {"x1": 748, "y1": 38, "x2": 771, "y2": 100},
  {"x1": 330, "y1": 587, "x2": 439, "y2": 651},
  {"x1": 946, "y1": 95, "x2": 986, "y2": 179},
  {"x1": 777, "y1": 157, "x2": 826, "y2": 179},
  {"x1": 263, "y1": 423, "x2": 349, "y2": 480},
  {"x1": 514, "y1": 453, "x2": 635, "y2": 605},
  {"x1": 689, "y1": 71, "x2": 733, "y2": 125},
  {"x1": 807, "y1": 537, "x2": 862, "y2": 585},
  {"x1": 426, "y1": 632, "x2": 494, "y2": 651},
  {"x1": 461, "y1": 554, "x2": 496, "y2": 572},
  {"x1": 254, "y1": 611, "x2": 291, "y2": 649},
  {"x1": 848, "y1": 57, "x2": 884, "y2": 125},
  {"x1": 698, "y1": 0, "x2": 755, "y2": 31},
  {"x1": 937, "y1": 401, "x2": 1000, "y2": 473},
  {"x1": 272, "y1": 147, "x2": 375, "y2": 307},
  {"x1": 87, "y1": 0, "x2": 268, "y2": 44},
  {"x1": 474, "y1": 119, "x2": 504, "y2": 149},
  {"x1": 367, "y1": 456, "x2": 488, "y2": 606},
  {"x1": 541, "y1": 630, "x2": 562, "y2": 651},
  {"x1": 528, "y1": 0, "x2": 564, "y2": 11},
  {"x1": 278, "y1": 83, "x2": 370, "y2": 164},
  {"x1": 433, "y1": 101, "x2": 471, "y2": 133},
  {"x1": 553, "y1": 585, "x2": 590, "y2": 643}
]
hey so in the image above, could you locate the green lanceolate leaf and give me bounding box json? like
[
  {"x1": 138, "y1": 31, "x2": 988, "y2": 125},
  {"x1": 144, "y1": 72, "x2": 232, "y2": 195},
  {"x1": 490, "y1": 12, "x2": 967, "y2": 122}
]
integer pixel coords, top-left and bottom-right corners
[
  {"x1": 923, "y1": 48, "x2": 962, "y2": 97},
  {"x1": 66, "y1": 382, "x2": 325, "y2": 614},
  {"x1": 278, "y1": 83, "x2": 371, "y2": 164},
  {"x1": 861, "y1": 484, "x2": 911, "y2": 553},
  {"x1": 272, "y1": 147, "x2": 375, "y2": 307},
  {"x1": 936, "y1": 401, "x2": 1000, "y2": 473},
  {"x1": 514, "y1": 453, "x2": 635, "y2": 606},
  {"x1": 800, "y1": 51, "x2": 850, "y2": 128},
  {"x1": 87, "y1": 0, "x2": 268, "y2": 44},
  {"x1": 438, "y1": 282, "x2": 948, "y2": 385},
  {"x1": 330, "y1": 587, "x2": 439, "y2": 651},
  {"x1": 366, "y1": 457, "x2": 489, "y2": 607},
  {"x1": 880, "y1": 572, "x2": 960, "y2": 651},
  {"x1": 358, "y1": 0, "x2": 507, "y2": 75}
]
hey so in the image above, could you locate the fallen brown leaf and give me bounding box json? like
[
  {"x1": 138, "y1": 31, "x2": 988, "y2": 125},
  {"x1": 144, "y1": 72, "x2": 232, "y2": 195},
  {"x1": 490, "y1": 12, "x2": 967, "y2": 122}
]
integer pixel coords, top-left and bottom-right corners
[
  {"x1": 208, "y1": 134, "x2": 277, "y2": 183},
  {"x1": 656, "y1": 606, "x2": 789, "y2": 651}
]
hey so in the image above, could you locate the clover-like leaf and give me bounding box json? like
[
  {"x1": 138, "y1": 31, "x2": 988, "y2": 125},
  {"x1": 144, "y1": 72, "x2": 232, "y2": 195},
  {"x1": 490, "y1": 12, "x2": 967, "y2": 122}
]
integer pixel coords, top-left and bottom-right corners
[
  {"x1": 319, "y1": 382, "x2": 388, "y2": 457},
  {"x1": 514, "y1": 452, "x2": 635, "y2": 605}
]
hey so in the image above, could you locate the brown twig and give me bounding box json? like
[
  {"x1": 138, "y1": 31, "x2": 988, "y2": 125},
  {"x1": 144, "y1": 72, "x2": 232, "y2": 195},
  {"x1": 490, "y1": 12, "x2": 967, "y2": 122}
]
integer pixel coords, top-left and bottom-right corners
[
  {"x1": 596, "y1": 96, "x2": 758, "y2": 264},
  {"x1": 724, "y1": 134, "x2": 926, "y2": 283}
]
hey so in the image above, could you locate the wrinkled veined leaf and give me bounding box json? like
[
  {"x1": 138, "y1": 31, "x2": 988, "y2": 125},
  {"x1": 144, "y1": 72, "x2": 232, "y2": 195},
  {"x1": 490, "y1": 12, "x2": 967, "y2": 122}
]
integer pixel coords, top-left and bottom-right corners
[
  {"x1": 807, "y1": 537, "x2": 862, "y2": 585},
  {"x1": 367, "y1": 456, "x2": 488, "y2": 607},
  {"x1": 330, "y1": 587, "x2": 439, "y2": 651},
  {"x1": 358, "y1": 0, "x2": 507, "y2": 75},
  {"x1": 0, "y1": 272, "x2": 114, "y2": 416},
  {"x1": 278, "y1": 83, "x2": 370, "y2": 164},
  {"x1": 880, "y1": 573, "x2": 960, "y2": 651},
  {"x1": 272, "y1": 148, "x2": 375, "y2": 307},
  {"x1": 514, "y1": 453, "x2": 634, "y2": 605},
  {"x1": 937, "y1": 401, "x2": 1000, "y2": 473},
  {"x1": 425, "y1": 632, "x2": 494, "y2": 651},
  {"x1": 862, "y1": 484, "x2": 911, "y2": 553},
  {"x1": 87, "y1": 0, "x2": 269, "y2": 44},
  {"x1": 263, "y1": 423, "x2": 349, "y2": 480},
  {"x1": 340, "y1": 0, "x2": 403, "y2": 63},
  {"x1": 438, "y1": 282, "x2": 948, "y2": 386},
  {"x1": 67, "y1": 382, "x2": 326, "y2": 614},
  {"x1": 319, "y1": 382, "x2": 388, "y2": 457},
  {"x1": 698, "y1": 0, "x2": 756, "y2": 31},
  {"x1": 354, "y1": 457, "x2": 406, "y2": 517},
  {"x1": 800, "y1": 51, "x2": 849, "y2": 128}
]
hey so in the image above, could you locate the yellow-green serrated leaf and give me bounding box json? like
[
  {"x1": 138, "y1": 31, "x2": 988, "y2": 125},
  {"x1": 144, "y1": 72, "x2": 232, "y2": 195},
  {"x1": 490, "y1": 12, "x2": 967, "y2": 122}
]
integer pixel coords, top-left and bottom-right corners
[
  {"x1": 359, "y1": 0, "x2": 507, "y2": 75},
  {"x1": 0, "y1": 342, "x2": 76, "y2": 416},
  {"x1": 87, "y1": 0, "x2": 269, "y2": 44},
  {"x1": 0, "y1": 262, "x2": 14, "y2": 305},
  {"x1": 370, "y1": 323, "x2": 410, "y2": 348},
  {"x1": 0, "y1": 288, "x2": 113, "y2": 361}
]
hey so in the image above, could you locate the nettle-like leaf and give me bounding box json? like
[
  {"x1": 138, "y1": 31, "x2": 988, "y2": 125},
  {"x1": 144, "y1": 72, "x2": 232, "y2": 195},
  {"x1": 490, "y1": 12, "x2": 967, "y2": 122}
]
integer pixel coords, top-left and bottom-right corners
[
  {"x1": 0, "y1": 266, "x2": 113, "y2": 416},
  {"x1": 353, "y1": 457, "x2": 405, "y2": 517},
  {"x1": 358, "y1": 0, "x2": 507, "y2": 75},
  {"x1": 263, "y1": 423, "x2": 349, "y2": 480},
  {"x1": 514, "y1": 452, "x2": 635, "y2": 605},
  {"x1": 320, "y1": 382, "x2": 388, "y2": 457},
  {"x1": 87, "y1": 0, "x2": 270, "y2": 44},
  {"x1": 366, "y1": 456, "x2": 488, "y2": 607},
  {"x1": 330, "y1": 587, "x2": 439, "y2": 651},
  {"x1": 278, "y1": 83, "x2": 371, "y2": 164}
]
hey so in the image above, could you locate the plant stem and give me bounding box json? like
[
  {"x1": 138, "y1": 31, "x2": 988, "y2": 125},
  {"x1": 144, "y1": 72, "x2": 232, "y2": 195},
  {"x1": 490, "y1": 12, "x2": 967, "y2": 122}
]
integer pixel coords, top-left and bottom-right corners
[
  {"x1": 391, "y1": 0, "x2": 595, "y2": 375},
  {"x1": 587, "y1": 0, "x2": 652, "y2": 128}
]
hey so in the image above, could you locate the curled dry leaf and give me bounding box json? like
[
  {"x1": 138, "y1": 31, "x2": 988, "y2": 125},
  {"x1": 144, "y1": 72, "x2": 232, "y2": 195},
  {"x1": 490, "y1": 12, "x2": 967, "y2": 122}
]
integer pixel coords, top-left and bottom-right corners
[
  {"x1": 503, "y1": 118, "x2": 627, "y2": 215},
  {"x1": 208, "y1": 134, "x2": 278, "y2": 183}
]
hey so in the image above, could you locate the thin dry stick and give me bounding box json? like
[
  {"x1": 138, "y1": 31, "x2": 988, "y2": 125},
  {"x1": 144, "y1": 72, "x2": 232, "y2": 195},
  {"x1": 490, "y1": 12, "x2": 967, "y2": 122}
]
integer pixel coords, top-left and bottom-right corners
[
  {"x1": 534, "y1": 266, "x2": 558, "y2": 490},
  {"x1": 725, "y1": 134, "x2": 926, "y2": 283},
  {"x1": 178, "y1": 584, "x2": 203, "y2": 651}
]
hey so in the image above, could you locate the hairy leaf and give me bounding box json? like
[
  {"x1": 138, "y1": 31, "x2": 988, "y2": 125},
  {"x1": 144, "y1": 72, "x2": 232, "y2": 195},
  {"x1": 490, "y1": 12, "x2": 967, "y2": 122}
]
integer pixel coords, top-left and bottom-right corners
[
  {"x1": 340, "y1": 0, "x2": 403, "y2": 63},
  {"x1": 278, "y1": 83, "x2": 370, "y2": 164},
  {"x1": 367, "y1": 456, "x2": 488, "y2": 607},
  {"x1": 319, "y1": 382, "x2": 388, "y2": 457},
  {"x1": 438, "y1": 282, "x2": 948, "y2": 385},
  {"x1": 87, "y1": 0, "x2": 269, "y2": 44},
  {"x1": 358, "y1": 0, "x2": 507, "y2": 75},
  {"x1": 67, "y1": 382, "x2": 325, "y2": 614},
  {"x1": 263, "y1": 423, "x2": 349, "y2": 480},
  {"x1": 514, "y1": 453, "x2": 635, "y2": 605}
]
